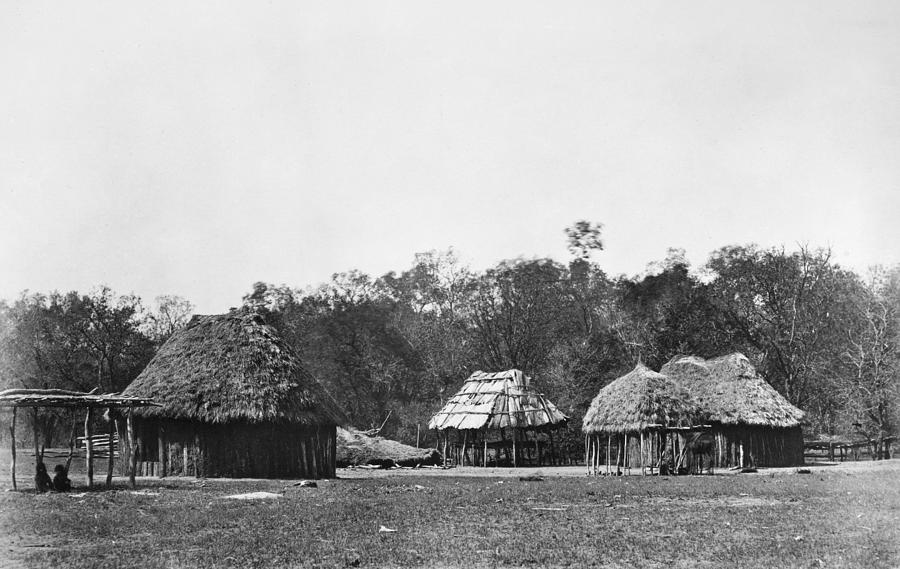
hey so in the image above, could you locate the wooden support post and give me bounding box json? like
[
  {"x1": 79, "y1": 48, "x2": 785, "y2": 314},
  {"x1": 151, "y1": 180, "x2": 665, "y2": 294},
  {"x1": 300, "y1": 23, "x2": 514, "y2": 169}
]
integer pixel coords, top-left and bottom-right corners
[
  {"x1": 158, "y1": 425, "x2": 167, "y2": 478},
  {"x1": 615, "y1": 436, "x2": 621, "y2": 474},
  {"x1": 106, "y1": 416, "x2": 115, "y2": 487},
  {"x1": 84, "y1": 408, "x2": 94, "y2": 488},
  {"x1": 442, "y1": 432, "x2": 448, "y2": 467},
  {"x1": 584, "y1": 435, "x2": 589, "y2": 474},
  {"x1": 33, "y1": 408, "x2": 42, "y2": 491},
  {"x1": 130, "y1": 438, "x2": 140, "y2": 489},
  {"x1": 512, "y1": 428, "x2": 518, "y2": 468},
  {"x1": 460, "y1": 430, "x2": 468, "y2": 467},
  {"x1": 624, "y1": 434, "x2": 629, "y2": 473},
  {"x1": 9, "y1": 407, "x2": 17, "y2": 491},
  {"x1": 126, "y1": 409, "x2": 136, "y2": 487},
  {"x1": 606, "y1": 435, "x2": 611, "y2": 475},
  {"x1": 640, "y1": 432, "x2": 645, "y2": 474},
  {"x1": 548, "y1": 431, "x2": 555, "y2": 467},
  {"x1": 483, "y1": 434, "x2": 488, "y2": 468}
]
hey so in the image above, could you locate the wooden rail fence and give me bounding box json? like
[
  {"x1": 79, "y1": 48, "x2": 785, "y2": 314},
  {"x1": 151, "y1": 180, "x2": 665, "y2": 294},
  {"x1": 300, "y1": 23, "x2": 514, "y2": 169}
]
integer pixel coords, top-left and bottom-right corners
[{"x1": 804, "y1": 437, "x2": 895, "y2": 462}]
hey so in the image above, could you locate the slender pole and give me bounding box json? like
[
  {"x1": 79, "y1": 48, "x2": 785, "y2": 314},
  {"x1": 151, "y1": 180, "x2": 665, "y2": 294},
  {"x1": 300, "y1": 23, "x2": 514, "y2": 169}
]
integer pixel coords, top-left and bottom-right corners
[
  {"x1": 32, "y1": 408, "x2": 42, "y2": 491},
  {"x1": 584, "y1": 435, "x2": 589, "y2": 475},
  {"x1": 483, "y1": 433, "x2": 488, "y2": 468},
  {"x1": 156, "y1": 423, "x2": 167, "y2": 478},
  {"x1": 640, "y1": 432, "x2": 645, "y2": 474},
  {"x1": 512, "y1": 428, "x2": 518, "y2": 468},
  {"x1": 106, "y1": 415, "x2": 115, "y2": 487},
  {"x1": 461, "y1": 430, "x2": 468, "y2": 467},
  {"x1": 84, "y1": 408, "x2": 94, "y2": 488},
  {"x1": 9, "y1": 407, "x2": 17, "y2": 491},
  {"x1": 548, "y1": 431, "x2": 555, "y2": 467},
  {"x1": 606, "y1": 435, "x2": 611, "y2": 475},
  {"x1": 126, "y1": 409, "x2": 136, "y2": 487}
]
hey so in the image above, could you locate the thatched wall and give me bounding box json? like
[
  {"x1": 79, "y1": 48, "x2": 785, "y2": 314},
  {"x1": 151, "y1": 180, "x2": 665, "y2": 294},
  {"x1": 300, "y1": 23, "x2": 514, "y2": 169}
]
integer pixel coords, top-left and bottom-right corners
[
  {"x1": 710, "y1": 425, "x2": 804, "y2": 468},
  {"x1": 585, "y1": 424, "x2": 805, "y2": 473},
  {"x1": 133, "y1": 418, "x2": 337, "y2": 479}
]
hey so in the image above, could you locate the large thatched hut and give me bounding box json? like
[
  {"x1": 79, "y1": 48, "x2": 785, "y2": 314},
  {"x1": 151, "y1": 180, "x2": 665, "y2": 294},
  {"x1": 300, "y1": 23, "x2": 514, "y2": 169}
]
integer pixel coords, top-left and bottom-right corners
[
  {"x1": 661, "y1": 353, "x2": 806, "y2": 468},
  {"x1": 428, "y1": 369, "x2": 568, "y2": 467},
  {"x1": 122, "y1": 311, "x2": 345, "y2": 479},
  {"x1": 582, "y1": 364, "x2": 707, "y2": 474}
]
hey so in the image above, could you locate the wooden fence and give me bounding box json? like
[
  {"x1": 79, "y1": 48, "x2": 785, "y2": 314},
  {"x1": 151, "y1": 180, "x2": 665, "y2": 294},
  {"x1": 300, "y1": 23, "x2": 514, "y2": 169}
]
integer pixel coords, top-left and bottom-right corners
[{"x1": 804, "y1": 437, "x2": 895, "y2": 463}]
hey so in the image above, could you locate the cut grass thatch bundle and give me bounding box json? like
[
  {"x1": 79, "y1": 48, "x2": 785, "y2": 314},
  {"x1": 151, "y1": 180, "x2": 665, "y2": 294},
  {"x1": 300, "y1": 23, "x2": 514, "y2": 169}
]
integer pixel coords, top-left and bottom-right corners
[
  {"x1": 336, "y1": 428, "x2": 441, "y2": 468},
  {"x1": 122, "y1": 310, "x2": 346, "y2": 479}
]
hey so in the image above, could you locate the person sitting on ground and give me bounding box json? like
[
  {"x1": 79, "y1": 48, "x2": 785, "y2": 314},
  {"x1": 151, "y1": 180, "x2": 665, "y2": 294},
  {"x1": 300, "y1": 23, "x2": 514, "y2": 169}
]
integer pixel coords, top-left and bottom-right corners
[
  {"x1": 35, "y1": 462, "x2": 53, "y2": 492},
  {"x1": 52, "y1": 464, "x2": 71, "y2": 492}
]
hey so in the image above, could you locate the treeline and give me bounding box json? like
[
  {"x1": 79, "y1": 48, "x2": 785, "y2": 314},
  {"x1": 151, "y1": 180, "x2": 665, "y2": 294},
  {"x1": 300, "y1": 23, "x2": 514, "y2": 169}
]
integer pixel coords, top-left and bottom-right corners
[{"x1": 2, "y1": 222, "x2": 899, "y2": 451}]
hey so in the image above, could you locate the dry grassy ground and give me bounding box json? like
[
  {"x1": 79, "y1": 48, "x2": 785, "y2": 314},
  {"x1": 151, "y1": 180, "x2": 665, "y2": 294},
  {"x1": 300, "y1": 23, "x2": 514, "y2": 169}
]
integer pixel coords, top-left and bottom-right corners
[{"x1": 0, "y1": 453, "x2": 898, "y2": 569}]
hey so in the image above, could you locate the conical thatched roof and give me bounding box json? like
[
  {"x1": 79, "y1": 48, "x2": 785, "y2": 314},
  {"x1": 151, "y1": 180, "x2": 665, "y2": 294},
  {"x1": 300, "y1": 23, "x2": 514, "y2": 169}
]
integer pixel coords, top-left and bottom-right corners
[
  {"x1": 123, "y1": 311, "x2": 346, "y2": 425},
  {"x1": 660, "y1": 353, "x2": 804, "y2": 428},
  {"x1": 428, "y1": 369, "x2": 568, "y2": 431},
  {"x1": 582, "y1": 364, "x2": 705, "y2": 435}
]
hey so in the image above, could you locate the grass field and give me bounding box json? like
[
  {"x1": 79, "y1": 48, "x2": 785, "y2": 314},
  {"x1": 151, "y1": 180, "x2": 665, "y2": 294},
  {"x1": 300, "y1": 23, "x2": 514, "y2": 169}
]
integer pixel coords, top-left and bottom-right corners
[{"x1": 1, "y1": 456, "x2": 899, "y2": 568}]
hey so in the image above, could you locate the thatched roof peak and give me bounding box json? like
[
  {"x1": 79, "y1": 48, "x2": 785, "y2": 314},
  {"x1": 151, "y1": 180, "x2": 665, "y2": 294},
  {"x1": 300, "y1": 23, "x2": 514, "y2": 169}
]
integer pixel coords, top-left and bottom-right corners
[
  {"x1": 465, "y1": 369, "x2": 530, "y2": 389},
  {"x1": 582, "y1": 364, "x2": 704, "y2": 435},
  {"x1": 123, "y1": 310, "x2": 346, "y2": 425},
  {"x1": 660, "y1": 353, "x2": 804, "y2": 428},
  {"x1": 428, "y1": 369, "x2": 567, "y2": 431}
]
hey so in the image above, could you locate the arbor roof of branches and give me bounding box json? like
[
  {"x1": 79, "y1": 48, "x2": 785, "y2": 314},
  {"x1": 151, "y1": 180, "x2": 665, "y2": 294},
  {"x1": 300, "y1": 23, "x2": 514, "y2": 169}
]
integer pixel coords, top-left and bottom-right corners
[
  {"x1": 428, "y1": 369, "x2": 568, "y2": 431},
  {"x1": 122, "y1": 310, "x2": 346, "y2": 426},
  {"x1": 0, "y1": 388, "x2": 158, "y2": 409},
  {"x1": 661, "y1": 353, "x2": 805, "y2": 428},
  {"x1": 581, "y1": 364, "x2": 704, "y2": 435}
]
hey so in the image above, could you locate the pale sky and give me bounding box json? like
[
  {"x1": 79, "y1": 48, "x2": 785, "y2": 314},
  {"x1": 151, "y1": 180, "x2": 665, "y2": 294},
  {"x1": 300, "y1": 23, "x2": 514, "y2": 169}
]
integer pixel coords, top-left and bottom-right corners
[{"x1": 2, "y1": 1, "x2": 899, "y2": 314}]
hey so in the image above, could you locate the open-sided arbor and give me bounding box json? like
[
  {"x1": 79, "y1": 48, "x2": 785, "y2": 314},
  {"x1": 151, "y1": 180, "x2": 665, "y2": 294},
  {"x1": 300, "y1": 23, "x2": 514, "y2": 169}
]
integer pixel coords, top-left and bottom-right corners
[
  {"x1": 428, "y1": 369, "x2": 568, "y2": 467},
  {"x1": 0, "y1": 388, "x2": 157, "y2": 490}
]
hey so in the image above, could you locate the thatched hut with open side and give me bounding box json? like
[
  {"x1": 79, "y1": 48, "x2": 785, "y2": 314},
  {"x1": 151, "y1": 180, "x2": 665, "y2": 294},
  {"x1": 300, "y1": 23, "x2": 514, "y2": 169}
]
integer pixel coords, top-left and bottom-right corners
[
  {"x1": 428, "y1": 369, "x2": 568, "y2": 467},
  {"x1": 661, "y1": 353, "x2": 805, "y2": 468},
  {"x1": 582, "y1": 364, "x2": 707, "y2": 475},
  {"x1": 122, "y1": 311, "x2": 346, "y2": 479}
]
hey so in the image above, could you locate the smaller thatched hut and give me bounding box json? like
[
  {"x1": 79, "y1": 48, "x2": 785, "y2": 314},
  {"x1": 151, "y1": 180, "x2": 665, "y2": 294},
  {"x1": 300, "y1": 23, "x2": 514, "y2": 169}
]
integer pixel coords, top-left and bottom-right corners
[
  {"x1": 122, "y1": 310, "x2": 346, "y2": 479},
  {"x1": 582, "y1": 364, "x2": 707, "y2": 474},
  {"x1": 428, "y1": 369, "x2": 568, "y2": 467},
  {"x1": 661, "y1": 353, "x2": 806, "y2": 468}
]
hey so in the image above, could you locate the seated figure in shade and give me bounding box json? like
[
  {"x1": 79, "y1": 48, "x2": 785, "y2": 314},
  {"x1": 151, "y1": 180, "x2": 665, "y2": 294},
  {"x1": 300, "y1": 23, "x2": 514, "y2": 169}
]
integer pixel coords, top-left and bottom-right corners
[
  {"x1": 35, "y1": 463, "x2": 53, "y2": 492},
  {"x1": 52, "y1": 464, "x2": 71, "y2": 492}
]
